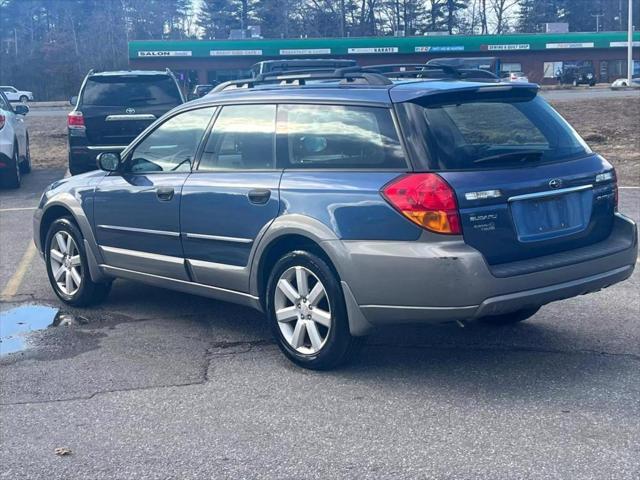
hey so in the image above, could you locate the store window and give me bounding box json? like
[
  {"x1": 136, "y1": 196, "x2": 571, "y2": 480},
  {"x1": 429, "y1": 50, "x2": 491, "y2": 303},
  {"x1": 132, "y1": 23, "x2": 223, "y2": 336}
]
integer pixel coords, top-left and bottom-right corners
[
  {"x1": 501, "y1": 63, "x2": 522, "y2": 73},
  {"x1": 543, "y1": 62, "x2": 563, "y2": 78}
]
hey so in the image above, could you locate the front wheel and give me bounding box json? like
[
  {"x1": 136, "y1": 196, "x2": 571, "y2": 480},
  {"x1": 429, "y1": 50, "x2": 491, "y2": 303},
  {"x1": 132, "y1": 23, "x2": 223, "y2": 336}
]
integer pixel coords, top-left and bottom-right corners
[
  {"x1": 266, "y1": 250, "x2": 357, "y2": 370},
  {"x1": 479, "y1": 307, "x2": 540, "y2": 326},
  {"x1": 45, "y1": 217, "x2": 111, "y2": 306}
]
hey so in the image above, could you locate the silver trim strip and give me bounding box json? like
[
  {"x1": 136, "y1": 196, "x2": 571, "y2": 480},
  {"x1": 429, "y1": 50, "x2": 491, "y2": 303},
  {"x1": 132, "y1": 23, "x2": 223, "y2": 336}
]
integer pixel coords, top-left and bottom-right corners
[
  {"x1": 508, "y1": 184, "x2": 593, "y2": 202},
  {"x1": 98, "y1": 224, "x2": 180, "y2": 237},
  {"x1": 86, "y1": 145, "x2": 128, "y2": 151},
  {"x1": 100, "y1": 264, "x2": 260, "y2": 301},
  {"x1": 183, "y1": 232, "x2": 253, "y2": 244},
  {"x1": 100, "y1": 245, "x2": 184, "y2": 264},
  {"x1": 360, "y1": 304, "x2": 478, "y2": 310},
  {"x1": 105, "y1": 114, "x2": 156, "y2": 122}
]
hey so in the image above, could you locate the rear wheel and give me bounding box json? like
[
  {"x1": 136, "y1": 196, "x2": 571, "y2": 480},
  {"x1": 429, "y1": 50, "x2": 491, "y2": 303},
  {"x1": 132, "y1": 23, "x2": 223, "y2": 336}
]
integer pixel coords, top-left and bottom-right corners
[
  {"x1": 19, "y1": 95, "x2": 28, "y2": 103},
  {"x1": 45, "y1": 217, "x2": 111, "y2": 306},
  {"x1": 19, "y1": 135, "x2": 31, "y2": 174},
  {"x1": 479, "y1": 307, "x2": 540, "y2": 326},
  {"x1": 266, "y1": 250, "x2": 357, "y2": 370}
]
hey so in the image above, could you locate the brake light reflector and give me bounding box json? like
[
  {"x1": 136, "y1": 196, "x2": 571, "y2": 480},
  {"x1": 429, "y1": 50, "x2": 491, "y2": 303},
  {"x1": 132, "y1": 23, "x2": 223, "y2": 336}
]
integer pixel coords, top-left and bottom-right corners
[
  {"x1": 67, "y1": 111, "x2": 85, "y2": 129},
  {"x1": 0, "y1": 114, "x2": 5, "y2": 130},
  {"x1": 382, "y1": 173, "x2": 461, "y2": 234}
]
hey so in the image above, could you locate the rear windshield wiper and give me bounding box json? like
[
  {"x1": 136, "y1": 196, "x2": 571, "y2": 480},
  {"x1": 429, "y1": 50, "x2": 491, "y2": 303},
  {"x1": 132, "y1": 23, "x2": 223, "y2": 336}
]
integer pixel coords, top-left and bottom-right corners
[{"x1": 473, "y1": 150, "x2": 544, "y2": 164}]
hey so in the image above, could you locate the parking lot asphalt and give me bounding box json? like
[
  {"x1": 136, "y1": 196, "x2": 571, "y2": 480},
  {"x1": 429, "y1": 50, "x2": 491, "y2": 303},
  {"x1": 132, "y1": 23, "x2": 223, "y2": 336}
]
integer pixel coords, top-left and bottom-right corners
[{"x1": 0, "y1": 169, "x2": 639, "y2": 479}]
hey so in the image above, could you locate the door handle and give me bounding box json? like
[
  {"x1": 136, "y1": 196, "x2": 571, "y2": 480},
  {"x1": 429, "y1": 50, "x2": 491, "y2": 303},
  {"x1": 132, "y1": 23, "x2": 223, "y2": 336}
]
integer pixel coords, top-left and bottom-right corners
[
  {"x1": 248, "y1": 189, "x2": 271, "y2": 205},
  {"x1": 156, "y1": 187, "x2": 175, "y2": 201}
]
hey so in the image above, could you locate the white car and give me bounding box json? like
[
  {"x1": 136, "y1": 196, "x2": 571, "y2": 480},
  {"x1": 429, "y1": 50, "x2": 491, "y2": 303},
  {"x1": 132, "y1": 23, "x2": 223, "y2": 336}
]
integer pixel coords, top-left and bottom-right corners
[
  {"x1": 0, "y1": 86, "x2": 34, "y2": 103},
  {"x1": 504, "y1": 71, "x2": 529, "y2": 83},
  {"x1": 610, "y1": 77, "x2": 640, "y2": 89},
  {"x1": 0, "y1": 91, "x2": 31, "y2": 188}
]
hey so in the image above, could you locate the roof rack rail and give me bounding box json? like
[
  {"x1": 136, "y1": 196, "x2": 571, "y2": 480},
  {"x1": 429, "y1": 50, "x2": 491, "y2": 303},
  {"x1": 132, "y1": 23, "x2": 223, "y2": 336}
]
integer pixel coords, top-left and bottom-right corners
[{"x1": 212, "y1": 67, "x2": 393, "y2": 93}]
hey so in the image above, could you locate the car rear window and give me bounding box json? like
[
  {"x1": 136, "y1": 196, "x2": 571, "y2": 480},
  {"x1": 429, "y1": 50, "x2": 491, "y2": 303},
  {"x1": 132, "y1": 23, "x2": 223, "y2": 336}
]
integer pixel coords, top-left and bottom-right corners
[
  {"x1": 277, "y1": 104, "x2": 407, "y2": 169},
  {"x1": 81, "y1": 75, "x2": 182, "y2": 107},
  {"x1": 397, "y1": 91, "x2": 590, "y2": 171}
]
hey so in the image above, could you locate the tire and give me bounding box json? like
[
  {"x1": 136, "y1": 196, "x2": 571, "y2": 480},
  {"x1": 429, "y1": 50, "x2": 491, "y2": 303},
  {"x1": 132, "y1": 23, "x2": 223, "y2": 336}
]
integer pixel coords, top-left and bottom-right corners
[
  {"x1": 19, "y1": 135, "x2": 31, "y2": 174},
  {"x1": 266, "y1": 250, "x2": 357, "y2": 370},
  {"x1": 19, "y1": 95, "x2": 28, "y2": 103},
  {"x1": 45, "y1": 217, "x2": 111, "y2": 307},
  {"x1": 1, "y1": 143, "x2": 21, "y2": 188},
  {"x1": 479, "y1": 307, "x2": 540, "y2": 326}
]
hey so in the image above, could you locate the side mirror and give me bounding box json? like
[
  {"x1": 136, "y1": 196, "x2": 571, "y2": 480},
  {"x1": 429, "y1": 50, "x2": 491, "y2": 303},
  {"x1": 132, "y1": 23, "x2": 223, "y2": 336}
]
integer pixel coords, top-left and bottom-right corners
[
  {"x1": 69, "y1": 96, "x2": 78, "y2": 106},
  {"x1": 14, "y1": 104, "x2": 29, "y2": 116},
  {"x1": 97, "y1": 152, "x2": 120, "y2": 172}
]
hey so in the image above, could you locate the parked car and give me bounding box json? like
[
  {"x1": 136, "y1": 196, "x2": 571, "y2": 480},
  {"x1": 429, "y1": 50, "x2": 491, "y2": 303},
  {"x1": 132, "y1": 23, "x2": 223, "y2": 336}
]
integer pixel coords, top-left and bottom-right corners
[
  {"x1": 502, "y1": 71, "x2": 529, "y2": 83},
  {"x1": 187, "y1": 84, "x2": 217, "y2": 100},
  {"x1": 34, "y1": 68, "x2": 637, "y2": 369},
  {"x1": 0, "y1": 86, "x2": 34, "y2": 103},
  {"x1": 610, "y1": 76, "x2": 640, "y2": 89},
  {"x1": 67, "y1": 69, "x2": 184, "y2": 175},
  {"x1": 560, "y1": 66, "x2": 596, "y2": 86},
  {"x1": 0, "y1": 91, "x2": 31, "y2": 188}
]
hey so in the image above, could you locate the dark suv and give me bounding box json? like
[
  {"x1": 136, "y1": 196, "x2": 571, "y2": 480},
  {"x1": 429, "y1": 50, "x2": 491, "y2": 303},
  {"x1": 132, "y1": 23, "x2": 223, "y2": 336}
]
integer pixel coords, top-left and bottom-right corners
[
  {"x1": 68, "y1": 69, "x2": 184, "y2": 175},
  {"x1": 35, "y1": 66, "x2": 637, "y2": 369}
]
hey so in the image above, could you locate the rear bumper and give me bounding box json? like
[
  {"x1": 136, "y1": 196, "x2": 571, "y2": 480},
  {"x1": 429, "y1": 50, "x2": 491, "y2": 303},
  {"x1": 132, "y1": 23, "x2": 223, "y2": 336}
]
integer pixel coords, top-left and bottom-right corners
[{"x1": 336, "y1": 213, "x2": 637, "y2": 330}]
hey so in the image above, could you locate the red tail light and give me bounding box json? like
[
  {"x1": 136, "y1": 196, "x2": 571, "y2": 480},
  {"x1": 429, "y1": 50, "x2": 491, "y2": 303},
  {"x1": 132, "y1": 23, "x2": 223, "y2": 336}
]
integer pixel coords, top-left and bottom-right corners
[
  {"x1": 382, "y1": 173, "x2": 462, "y2": 235},
  {"x1": 0, "y1": 114, "x2": 5, "y2": 130},
  {"x1": 67, "y1": 111, "x2": 85, "y2": 129}
]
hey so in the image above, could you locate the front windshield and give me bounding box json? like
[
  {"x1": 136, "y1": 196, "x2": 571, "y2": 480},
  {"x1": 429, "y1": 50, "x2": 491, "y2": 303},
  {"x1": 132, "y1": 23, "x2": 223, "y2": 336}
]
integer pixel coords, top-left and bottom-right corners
[{"x1": 400, "y1": 93, "x2": 590, "y2": 170}]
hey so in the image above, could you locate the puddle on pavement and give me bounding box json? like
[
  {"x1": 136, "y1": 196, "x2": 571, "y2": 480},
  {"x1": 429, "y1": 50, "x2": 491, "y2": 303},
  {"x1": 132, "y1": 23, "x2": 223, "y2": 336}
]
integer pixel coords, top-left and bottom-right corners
[{"x1": 0, "y1": 305, "x2": 88, "y2": 356}]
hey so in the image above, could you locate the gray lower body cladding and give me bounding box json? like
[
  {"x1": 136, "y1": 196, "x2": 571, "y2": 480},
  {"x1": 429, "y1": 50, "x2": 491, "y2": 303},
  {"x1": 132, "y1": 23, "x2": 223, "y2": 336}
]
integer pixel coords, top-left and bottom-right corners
[{"x1": 334, "y1": 213, "x2": 637, "y2": 328}]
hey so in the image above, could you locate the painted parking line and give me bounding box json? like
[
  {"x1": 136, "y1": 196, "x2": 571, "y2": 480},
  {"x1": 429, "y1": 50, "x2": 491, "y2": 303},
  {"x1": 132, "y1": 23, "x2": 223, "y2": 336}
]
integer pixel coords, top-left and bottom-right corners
[
  {"x1": 0, "y1": 242, "x2": 37, "y2": 301},
  {"x1": 0, "y1": 206, "x2": 36, "y2": 213},
  {"x1": 619, "y1": 186, "x2": 640, "y2": 189}
]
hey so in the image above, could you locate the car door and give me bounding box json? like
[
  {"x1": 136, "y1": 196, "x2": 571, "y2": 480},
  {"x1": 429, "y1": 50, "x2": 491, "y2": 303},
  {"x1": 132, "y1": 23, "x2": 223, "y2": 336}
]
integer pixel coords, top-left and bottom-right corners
[
  {"x1": 180, "y1": 104, "x2": 280, "y2": 292},
  {"x1": 93, "y1": 106, "x2": 216, "y2": 280},
  {"x1": 0, "y1": 93, "x2": 26, "y2": 155}
]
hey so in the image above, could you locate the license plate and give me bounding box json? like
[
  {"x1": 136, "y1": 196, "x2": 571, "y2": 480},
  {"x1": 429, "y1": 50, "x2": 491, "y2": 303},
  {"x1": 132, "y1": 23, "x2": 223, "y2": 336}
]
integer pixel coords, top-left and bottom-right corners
[{"x1": 511, "y1": 190, "x2": 592, "y2": 242}]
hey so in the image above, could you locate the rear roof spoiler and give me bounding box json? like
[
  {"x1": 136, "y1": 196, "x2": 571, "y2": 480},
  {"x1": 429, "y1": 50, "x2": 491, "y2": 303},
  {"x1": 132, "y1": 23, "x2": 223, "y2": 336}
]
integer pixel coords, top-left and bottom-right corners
[{"x1": 389, "y1": 82, "x2": 539, "y2": 104}]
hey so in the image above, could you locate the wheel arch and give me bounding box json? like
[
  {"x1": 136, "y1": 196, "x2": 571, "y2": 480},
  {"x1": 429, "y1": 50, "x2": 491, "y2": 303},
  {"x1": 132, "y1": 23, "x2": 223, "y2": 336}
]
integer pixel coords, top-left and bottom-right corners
[{"x1": 250, "y1": 214, "x2": 345, "y2": 303}]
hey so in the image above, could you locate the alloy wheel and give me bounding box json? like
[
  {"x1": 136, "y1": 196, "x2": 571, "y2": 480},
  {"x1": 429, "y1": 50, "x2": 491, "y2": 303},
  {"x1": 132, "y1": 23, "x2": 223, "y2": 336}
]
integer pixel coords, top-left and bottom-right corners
[
  {"x1": 274, "y1": 266, "x2": 332, "y2": 355},
  {"x1": 49, "y1": 231, "x2": 82, "y2": 296}
]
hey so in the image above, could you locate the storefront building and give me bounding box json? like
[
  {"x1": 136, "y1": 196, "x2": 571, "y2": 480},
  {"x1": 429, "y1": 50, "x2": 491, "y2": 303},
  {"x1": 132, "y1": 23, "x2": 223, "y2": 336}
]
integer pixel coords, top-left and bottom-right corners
[{"x1": 128, "y1": 31, "x2": 639, "y2": 91}]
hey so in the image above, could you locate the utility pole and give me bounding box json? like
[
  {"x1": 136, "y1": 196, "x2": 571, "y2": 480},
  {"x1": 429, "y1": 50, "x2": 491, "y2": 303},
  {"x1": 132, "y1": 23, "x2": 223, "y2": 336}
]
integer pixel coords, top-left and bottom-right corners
[
  {"x1": 591, "y1": 13, "x2": 603, "y2": 32},
  {"x1": 628, "y1": 0, "x2": 634, "y2": 84}
]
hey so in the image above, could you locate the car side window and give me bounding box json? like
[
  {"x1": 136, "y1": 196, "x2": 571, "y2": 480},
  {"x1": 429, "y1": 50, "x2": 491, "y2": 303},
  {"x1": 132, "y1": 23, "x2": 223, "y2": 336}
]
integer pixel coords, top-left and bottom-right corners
[
  {"x1": 277, "y1": 104, "x2": 406, "y2": 169},
  {"x1": 126, "y1": 107, "x2": 215, "y2": 173},
  {"x1": 198, "y1": 104, "x2": 276, "y2": 171}
]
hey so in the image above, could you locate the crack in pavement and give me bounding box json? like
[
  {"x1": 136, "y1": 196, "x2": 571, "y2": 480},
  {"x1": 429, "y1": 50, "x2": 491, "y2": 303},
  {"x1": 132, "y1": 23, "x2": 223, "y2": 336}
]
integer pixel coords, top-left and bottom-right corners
[{"x1": 0, "y1": 340, "x2": 273, "y2": 407}]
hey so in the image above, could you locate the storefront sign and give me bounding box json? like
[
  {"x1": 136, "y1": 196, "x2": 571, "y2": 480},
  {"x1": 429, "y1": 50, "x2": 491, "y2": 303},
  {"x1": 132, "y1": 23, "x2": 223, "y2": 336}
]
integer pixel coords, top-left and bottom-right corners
[
  {"x1": 487, "y1": 44, "x2": 530, "y2": 51},
  {"x1": 546, "y1": 42, "x2": 594, "y2": 49},
  {"x1": 279, "y1": 48, "x2": 331, "y2": 55},
  {"x1": 138, "y1": 51, "x2": 192, "y2": 57},
  {"x1": 610, "y1": 41, "x2": 640, "y2": 47},
  {"x1": 210, "y1": 49, "x2": 263, "y2": 56},
  {"x1": 347, "y1": 47, "x2": 399, "y2": 54},
  {"x1": 415, "y1": 46, "x2": 464, "y2": 52}
]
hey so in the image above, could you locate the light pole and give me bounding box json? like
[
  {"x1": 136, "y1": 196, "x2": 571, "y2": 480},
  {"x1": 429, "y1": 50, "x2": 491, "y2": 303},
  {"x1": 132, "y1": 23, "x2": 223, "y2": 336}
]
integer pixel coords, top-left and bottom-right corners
[
  {"x1": 591, "y1": 13, "x2": 603, "y2": 32},
  {"x1": 628, "y1": 0, "x2": 634, "y2": 84}
]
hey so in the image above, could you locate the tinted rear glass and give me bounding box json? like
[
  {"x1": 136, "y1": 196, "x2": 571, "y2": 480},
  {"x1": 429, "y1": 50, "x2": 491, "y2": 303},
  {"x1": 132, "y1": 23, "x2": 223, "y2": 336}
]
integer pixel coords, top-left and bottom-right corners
[
  {"x1": 398, "y1": 92, "x2": 590, "y2": 170},
  {"x1": 82, "y1": 75, "x2": 182, "y2": 107}
]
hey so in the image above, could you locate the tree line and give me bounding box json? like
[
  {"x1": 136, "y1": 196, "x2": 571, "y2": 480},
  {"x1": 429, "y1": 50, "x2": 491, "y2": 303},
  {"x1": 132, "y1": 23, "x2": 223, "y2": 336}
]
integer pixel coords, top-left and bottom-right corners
[{"x1": 0, "y1": 0, "x2": 637, "y2": 100}]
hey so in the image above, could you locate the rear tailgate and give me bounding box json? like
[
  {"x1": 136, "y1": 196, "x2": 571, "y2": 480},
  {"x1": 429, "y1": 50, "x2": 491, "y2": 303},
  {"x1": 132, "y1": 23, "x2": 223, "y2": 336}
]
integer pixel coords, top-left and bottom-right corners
[
  {"x1": 440, "y1": 155, "x2": 616, "y2": 265},
  {"x1": 83, "y1": 105, "x2": 162, "y2": 146},
  {"x1": 393, "y1": 83, "x2": 617, "y2": 266}
]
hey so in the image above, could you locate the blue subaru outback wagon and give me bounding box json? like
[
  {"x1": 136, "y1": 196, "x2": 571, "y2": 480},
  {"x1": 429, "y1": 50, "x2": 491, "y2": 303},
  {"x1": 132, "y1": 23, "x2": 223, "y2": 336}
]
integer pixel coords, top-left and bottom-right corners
[{"x1": 34, "y1": 66, "x2": 637, "y2": 369}]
